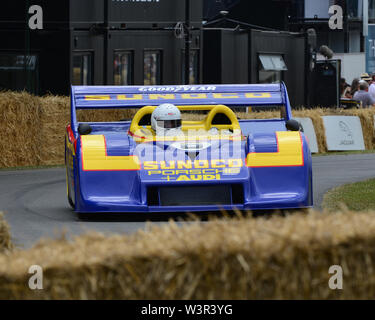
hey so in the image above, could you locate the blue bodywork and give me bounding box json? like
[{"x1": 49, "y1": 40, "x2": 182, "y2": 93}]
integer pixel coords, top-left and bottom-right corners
[{"x1": 65, "y1": 84, "x2": 313, "y2": 213}]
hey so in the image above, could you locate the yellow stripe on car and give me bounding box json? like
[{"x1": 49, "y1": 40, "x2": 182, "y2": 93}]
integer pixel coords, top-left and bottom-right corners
[
  {"x1": 81, "y1": 135, "x2": 141, "y2": 171},
  {"x1": 247, "y1": 132, "x2": 304, "y2": 167}
]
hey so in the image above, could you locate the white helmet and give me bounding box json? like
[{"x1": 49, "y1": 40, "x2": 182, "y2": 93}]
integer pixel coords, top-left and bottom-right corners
[{"x1": 151, "y1": 104, "x2": 182, "y2": 134}]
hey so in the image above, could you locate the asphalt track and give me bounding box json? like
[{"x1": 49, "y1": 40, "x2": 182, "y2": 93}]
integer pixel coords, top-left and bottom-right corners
[{"x1": 1, "y1": 153, "x2": 375, "y2": 248}]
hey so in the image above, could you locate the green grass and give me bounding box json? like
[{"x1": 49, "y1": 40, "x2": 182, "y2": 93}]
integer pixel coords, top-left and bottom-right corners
[{"x1": 323, "y1": 178, "x2": 375, "y2": 211}]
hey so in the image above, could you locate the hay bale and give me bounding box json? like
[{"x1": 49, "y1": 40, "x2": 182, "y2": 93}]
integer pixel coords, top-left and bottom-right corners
[
  {"x1": 0, "y1": 213, "x2": 12, "y2": 254},
  {"x1": 39, "y1": 95, "x2": 70, "y2": 166},
  {"x1": 77, "y1": 109, "x2": 135, "y2": 123},
  {"x1": 1, "y1": 211, "x2": 375, "y2": 299},
  {"x1": 0, "y1": 91, "x2": 43, "y2": 167}
]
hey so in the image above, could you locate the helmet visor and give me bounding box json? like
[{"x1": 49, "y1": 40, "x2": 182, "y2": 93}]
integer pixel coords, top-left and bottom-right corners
[{"x1": 157, "y1": 119, "x2": 182, "y2": 129}]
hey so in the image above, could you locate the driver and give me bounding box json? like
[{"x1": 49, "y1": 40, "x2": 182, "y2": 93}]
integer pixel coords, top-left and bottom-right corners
[{"x1": 151, "y1": 104, "x2": 184, "y2": 136}]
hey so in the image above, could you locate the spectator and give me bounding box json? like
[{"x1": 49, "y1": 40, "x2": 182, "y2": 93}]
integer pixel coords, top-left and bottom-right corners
[
  {"x1": 340, "y1": 78, "x2": 352, "y2": 98},
  {"x1": 350, "y1": 78, "x2": 360, "y2": 97},
  {"x1": 342, "y1": 85, "x2": 352, "y2": 99},
  {"x1": 353, "y1": 80, "x2": 375, "y2": 108},
  {"x1": 360, "y1": 72, "x2": 372, "y2": 84},
  {"x1": 340, "y1": 78, "x2": 348, "y2": 96},
  {"x1": 370, "y1": 73, "x2": 375, "y2": 99}
]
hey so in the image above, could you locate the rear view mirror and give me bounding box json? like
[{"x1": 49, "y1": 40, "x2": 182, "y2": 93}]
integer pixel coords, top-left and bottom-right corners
[
  {"x1": 286, "y1": 119, "x2": 304, "y2": 132},
  {"x1": 78, "y1": 123, "x2": 92, "y2": 135}
]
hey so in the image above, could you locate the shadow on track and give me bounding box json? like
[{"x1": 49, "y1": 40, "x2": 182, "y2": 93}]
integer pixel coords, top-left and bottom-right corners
[{"x1": 76, "y1": 209, "x2": 304, "y2": 223}]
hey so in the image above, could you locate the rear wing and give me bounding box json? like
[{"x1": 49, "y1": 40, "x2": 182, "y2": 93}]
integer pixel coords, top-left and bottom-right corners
[{"x1": 70, "y1": 84, "x2": 293, "y2": 134}]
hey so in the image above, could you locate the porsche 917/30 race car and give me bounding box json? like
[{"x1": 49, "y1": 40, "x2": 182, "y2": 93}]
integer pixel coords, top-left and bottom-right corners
[{"x1": 65, "y1": 83, "x2": 312, "y2": 214}]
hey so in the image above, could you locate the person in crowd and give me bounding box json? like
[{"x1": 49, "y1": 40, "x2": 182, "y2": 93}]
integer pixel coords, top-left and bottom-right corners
[
  {"x1": 353, "y1": 80, "x2": 375, "y2": 108},
  {"x1": 340, "y1": 78, "x2": 352, "y2": 98},
  {"x1": 342, "y1": 84, "x2": 352, "y2": 99},
  {"x1": 350, "y1": 78, "x2": 360, "y2": 97},
  {"x1": 340, "y1": 78, "x2": 347, "y2": 95},
  {"x1": 370, "y1": 73, "x2": 375, "y2": 99},
  {"x1": 360, "y1": 72, "x2": 372, "y2": 84}
]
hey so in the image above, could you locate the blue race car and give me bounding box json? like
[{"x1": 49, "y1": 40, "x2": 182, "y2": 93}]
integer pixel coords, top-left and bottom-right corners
[{"x1": 65, "y1": 83, "x2": 312, "y2": 214}]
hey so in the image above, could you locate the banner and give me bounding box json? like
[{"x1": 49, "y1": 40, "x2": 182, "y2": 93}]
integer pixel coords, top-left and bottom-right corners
[
  {"x1": 295, "y1": 118, "x2": 319, "y2": 153},
  {"x1": 323, "y1": 116, "x2": 365, "y2": 151}
]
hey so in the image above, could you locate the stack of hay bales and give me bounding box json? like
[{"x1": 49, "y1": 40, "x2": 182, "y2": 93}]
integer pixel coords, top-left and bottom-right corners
[
  {"x1": 0, "y1": 91, "x2": 43, "y2": 167},
  {"x1": 39, "y1": 95, "x2": 70, "y2": 166},
  {"x1": 1, "y1": 211, "x2": 375, "y2": 299}
]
